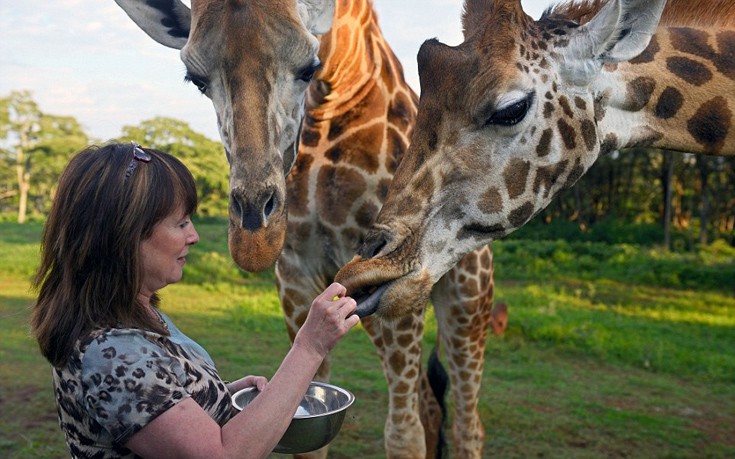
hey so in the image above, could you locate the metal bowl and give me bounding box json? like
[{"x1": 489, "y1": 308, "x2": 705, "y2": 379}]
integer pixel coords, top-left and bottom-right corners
[{"x1": 231, "y1": 381, "x2": 355, "y2": 454}]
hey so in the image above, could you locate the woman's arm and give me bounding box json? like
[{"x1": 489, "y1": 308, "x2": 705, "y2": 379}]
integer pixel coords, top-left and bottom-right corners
[{"x1": 125, "y1": 283, "x2": 359, "y2": 459}]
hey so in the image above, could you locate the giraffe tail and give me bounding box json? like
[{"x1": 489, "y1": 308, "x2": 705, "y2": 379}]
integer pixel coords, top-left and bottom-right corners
[{"x1": 428, "y1": 345, "x2": 449, "y2": 459}]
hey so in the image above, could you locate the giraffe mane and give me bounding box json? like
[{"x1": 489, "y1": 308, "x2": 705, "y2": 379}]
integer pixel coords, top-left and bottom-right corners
[{"x1": 545, "y1": 0, "x2": 735, "y2": 27}]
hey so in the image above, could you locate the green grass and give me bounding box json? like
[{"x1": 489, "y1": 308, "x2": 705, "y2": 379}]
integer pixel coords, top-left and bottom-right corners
[{"x1": 1, "y1": 219, "x2": 734, "y2": 458}]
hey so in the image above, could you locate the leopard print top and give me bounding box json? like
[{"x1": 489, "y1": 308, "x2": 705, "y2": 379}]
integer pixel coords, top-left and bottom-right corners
[{"x1": 52, "y1": 311, "x2": 233, "y2": 458}]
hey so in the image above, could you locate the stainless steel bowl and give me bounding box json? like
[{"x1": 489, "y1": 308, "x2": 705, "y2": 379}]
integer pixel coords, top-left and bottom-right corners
[{"x1": 231, "y1": 381, "x2": 355, "y2": 454}]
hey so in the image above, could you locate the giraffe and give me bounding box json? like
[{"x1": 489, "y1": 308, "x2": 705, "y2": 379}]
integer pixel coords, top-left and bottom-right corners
[
  {"x1": 335, "y1": 0, "x2": 735, "y2": 331},
  {"x1": 277, "y1": 1, "x2": 497, "y2": 457},
  {"x1": 114, "y1": 1, "x2": 499, "y2": 457},
  {"x1": 115, "y1": 0, "x2": 334, "y2": 273}
]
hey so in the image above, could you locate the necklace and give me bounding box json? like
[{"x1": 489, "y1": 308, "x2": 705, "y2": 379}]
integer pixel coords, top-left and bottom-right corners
[{"x1": 154, "y1": 309, "x2": 169, "y2": 333}]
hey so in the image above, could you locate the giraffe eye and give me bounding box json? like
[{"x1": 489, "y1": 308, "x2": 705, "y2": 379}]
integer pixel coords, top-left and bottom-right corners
[
  {"x1": 486, "y1": 93, "x2": 534, "y2": 126},
  {"x1": 185, "y1": 74, "x2": 209, "y2": 94},
  {"x1": 297, "y1": 59, "x2": 322, "y2": 83}
]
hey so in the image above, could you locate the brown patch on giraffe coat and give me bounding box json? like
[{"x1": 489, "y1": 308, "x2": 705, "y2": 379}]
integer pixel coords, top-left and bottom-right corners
[
  {"x1": 666, "y1": 57, "x2": 713, "y2": 86},
  {"x1": 385, "y1": 127, "x2": 406, "y2": 174},
  {"x1": 669, "y1": 28, "x2": 735, "y2": 82},
  {"x1": 377, "y1": 178, "x2": 391, "y2": 203},
  {"x1": 557, "y1": 119, "x2": 576, "y2": 149},
  {"x1": 300, "y1": 121, "x2": 322, "y2": 147},
  {"x1": 355, "y1": 201, "x2": 379, "y2": 228},
  {"x1": 559, "y1": 95, "x2": 574, "y2": 118},
  {"x1": 478, "y1": 187, "x2": 503, "y2": 214},
  {"x1": 716, "y1": 31, "x2": 735, "y2": 81},
  {"x1": 536, "y1": 128, "x2": 553, "y2": 157},
  {"x1": 599, "y1": 133, "x2": 619, "y2": 156},
  {"x1": 563, "y1": 157, "x2": 585, "y2": 190},
  {"x1": 508, "y1": 202, "x2": 535, "y2": 228},
  {"x1": 687, "y1": 96, "x2": 732, "y2": 153},
  {"x1": 316, "y1": 165, "x2": 367, "y2": 225},
  {"x1": 580, "y1": 119, "x2": 597, "y2": 151},
  {"x1": 388, "y1": 91, "x2": 415, "y2": 133},
  {"x1": 503, "y1": 159, "x2": 531, "y2": 199},
  {"x1": 670, "y1": 27, "x2": 713, "y2": 60},
  {"x1": 325, "y1": 123, "x2": 383, "y2": 172},
  {"x1": 286, "y1": 153, "x2": 313, "y2": 216},
  {"x1": 574, "y1": 97, "x2": 587, "y2": 111},
  {"x1": 629, "y1": 35, "x2": 659, "y2": 65},
  {"x1": 654, "y1": 87, "x2": 685, "y2": 119},
  {"x1": 534, "y1": 160, "x2": 569, "y2": 197},
  {"x1": 623, "y1": 77, "x2": 656, "y2": 111},
  {"x1": 543, "y1": 102, "x2": 555, "y2": 119}
]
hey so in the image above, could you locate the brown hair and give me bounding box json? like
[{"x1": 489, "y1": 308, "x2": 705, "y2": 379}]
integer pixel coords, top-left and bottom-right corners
[{"x1": 31, "y1": 143, "x2": 198, "y2": 367}]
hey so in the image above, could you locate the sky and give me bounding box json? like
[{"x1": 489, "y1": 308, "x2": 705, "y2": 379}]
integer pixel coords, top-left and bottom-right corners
[{"x1": 0, "y1": 0, "x2": 555, "y2": 142}]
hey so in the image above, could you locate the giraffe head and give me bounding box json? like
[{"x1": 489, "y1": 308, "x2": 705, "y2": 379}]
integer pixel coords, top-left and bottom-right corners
[
  {"x1": 115, "y1": 0, "x2": 334, "y2": 272},
  {"x1": 336, "y1": 0, "x2": 667, "y2": 318}
]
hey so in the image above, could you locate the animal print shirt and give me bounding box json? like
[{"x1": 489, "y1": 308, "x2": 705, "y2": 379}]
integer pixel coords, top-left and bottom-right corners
[{"x1": 52, "y1": 311, "x2": 233, "y2": 458}]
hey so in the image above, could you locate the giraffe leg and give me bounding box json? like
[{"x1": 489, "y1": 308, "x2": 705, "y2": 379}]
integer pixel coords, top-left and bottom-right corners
[
  {"x1": 362, "y1": 314, "x2": 428, "y2": 459},
  {"x1": 431, "y1": 245, "x2": 495, "y2": 458},
  {"x1": 419, "y1": 346, "x2": 448, "y2": 459}
]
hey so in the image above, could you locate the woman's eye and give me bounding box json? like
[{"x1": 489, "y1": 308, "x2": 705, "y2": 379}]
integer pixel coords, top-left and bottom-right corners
[
  {"x1": 297, "y1": 60, "x2": 321, "y2": 83},
  {"x1": 486, "y1": 94, "x2": 533, "y2": 126},
  {"x1": 185, "y1": 74, "x2": 208, "y2": 94}
]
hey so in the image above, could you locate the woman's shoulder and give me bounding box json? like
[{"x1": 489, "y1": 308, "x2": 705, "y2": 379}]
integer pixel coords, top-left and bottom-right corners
[{"x1": 80, "y1": 327, "x2": 169, "y2": 369}]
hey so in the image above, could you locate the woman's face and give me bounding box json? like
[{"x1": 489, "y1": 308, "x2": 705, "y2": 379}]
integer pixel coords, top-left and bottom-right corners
[{"x1": 139, "y1": 208, "x2": 199, "y2": 298}]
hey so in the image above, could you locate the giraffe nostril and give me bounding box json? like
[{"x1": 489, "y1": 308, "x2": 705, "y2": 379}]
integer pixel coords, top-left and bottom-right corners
[
  {"x1": 263, "y1": 190, "x2": 277, "y2": 220},
  {"x1": 360, "y1": 230, "x2": 389, "y2": 259},
  {"x1": 230, "y1": 187, "x2": 280, "y2": 232}
]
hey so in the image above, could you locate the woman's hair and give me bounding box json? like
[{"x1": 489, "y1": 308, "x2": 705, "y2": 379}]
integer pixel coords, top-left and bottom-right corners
[{"x1": 31, "y1": 143, "x2": 198, "y2": 367}]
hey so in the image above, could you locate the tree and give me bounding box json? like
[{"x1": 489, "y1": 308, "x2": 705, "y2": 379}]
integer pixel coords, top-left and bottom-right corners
[
  {"x1": 119, "y1": 117, "x2": 229, "y2": 216},
  {"x1": 0, "y1": 91, "x2": 87, "y2": 221}
]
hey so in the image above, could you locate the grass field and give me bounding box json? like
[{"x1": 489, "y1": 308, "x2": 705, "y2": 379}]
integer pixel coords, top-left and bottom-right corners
[{"x1": 1, "y1": 219, "x2": 734, "y2": 458}]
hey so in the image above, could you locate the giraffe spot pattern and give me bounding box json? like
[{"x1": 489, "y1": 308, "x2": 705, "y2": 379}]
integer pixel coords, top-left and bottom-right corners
[
  {"x1": 580, "y1": 119, "x2": 597, "y2": 151},
  {"x1": 599, "y1": 133, "x2": 619, "y2": 156},
  {"x1": 574, "y1": 97, "x2": 587, "y2": 111},
  {"x1": 654, "y1": 87, "x2": 684, "y2": 119},
  {"x1": 316, "y1": 166, "x2": 367, "y2": 225},
  {"x1": 286, "y1": 153, "x2": 314, "y2": 216},
  {"x1": 325, "y1": 123, "x2": 384, "y2": 172},
  {"x1": 503, "y1": 159, "x2": 531, "y2": 199},
  {"x1": 666, "y1": 56, "x2": 713, "y2": 86},
  {"x1": 557, "y1": 118, "x2": 576, "y2": 149},
  {"x1": 623, "y1": 77, "x2": 656, "y2": 111},
  {"x1": 477, "y1": 187, "x2": 503, "y2": 214},
  {"x1": 543, "y1": 102, "x2": 555, "y2": 118},
  {"x1": 508, "y1": 202, "x2": 534, "y2": 228},
  {"x1": 536, "y1": 128, "x2": 552, "y2": 157},
  {"x1": 686, "y1": 96, "x2": 732, "y2": 153},
  {"x1": 559, "y1": 95, "x2": 574, "y2": 118},
  {"x1": 534, "y1": 160, "x2": 569, "y2": 197},
  {"x1": 668, "y1": 28, "x2": 735, "y2": 82}
]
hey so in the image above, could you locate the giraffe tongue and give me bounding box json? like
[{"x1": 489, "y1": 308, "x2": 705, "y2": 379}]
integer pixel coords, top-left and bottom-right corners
[{"x1": 351, "y1": 283, "x2": 389, "y2": 318}]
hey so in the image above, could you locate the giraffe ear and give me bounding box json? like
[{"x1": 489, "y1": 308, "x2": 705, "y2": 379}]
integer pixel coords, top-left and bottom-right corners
[
  {"x1": 560, "y1": 0, "x2": 666, "y2": 84},
  {"x1": 296, "y1": 0, "x2": 336, "y2": 35},
  {"x1": 115, "y1": 0, "x2": 191, "y2": 50}
]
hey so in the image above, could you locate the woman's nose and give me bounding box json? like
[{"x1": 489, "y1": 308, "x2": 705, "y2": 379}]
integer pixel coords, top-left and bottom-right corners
[{"x1": 188, "y1": 225, "x2": 200, "y2": 245}]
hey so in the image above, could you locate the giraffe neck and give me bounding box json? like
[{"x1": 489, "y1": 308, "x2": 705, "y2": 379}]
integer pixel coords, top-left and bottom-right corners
[
  {"x1": 589, "y1": 23, "x2": 735, "y2": 156},
  {"x1": 308, "y1": 0, "x2": 387, "y2": 118}
]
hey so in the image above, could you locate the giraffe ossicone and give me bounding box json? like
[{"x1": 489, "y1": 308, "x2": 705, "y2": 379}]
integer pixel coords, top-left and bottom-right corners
[{"x1": 335, "y1": 0, "x2": 735, "y2": 314}]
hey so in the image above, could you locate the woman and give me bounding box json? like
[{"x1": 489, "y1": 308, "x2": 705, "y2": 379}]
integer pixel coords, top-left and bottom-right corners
[{"x1": 31, "y1": 142, "x2": 360, "y2": 458}]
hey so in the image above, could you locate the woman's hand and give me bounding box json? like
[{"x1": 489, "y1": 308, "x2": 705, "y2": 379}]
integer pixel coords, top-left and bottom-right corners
[
  {"x1": 294, "y1": 282, "x2": 360, "y2": 359},
  {"x1": 226, "y1": 375, "x2": 268, "y2": 394}
]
